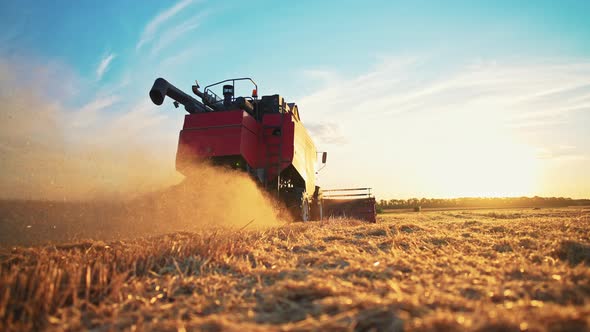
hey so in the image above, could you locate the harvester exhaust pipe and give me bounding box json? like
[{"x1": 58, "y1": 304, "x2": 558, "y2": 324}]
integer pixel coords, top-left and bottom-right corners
[{"x1": 149, "y1": 77, "x2": 209, "y2": 114}]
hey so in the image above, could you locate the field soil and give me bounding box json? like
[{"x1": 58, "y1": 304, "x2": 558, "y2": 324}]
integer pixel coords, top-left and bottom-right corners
[{"x1": 1, "y1": 207, "x2": 589, "y2": 331}]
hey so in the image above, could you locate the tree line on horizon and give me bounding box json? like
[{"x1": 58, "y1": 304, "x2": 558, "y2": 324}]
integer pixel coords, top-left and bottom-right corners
[{"x1": 376, "y1": 196, "x2": 590, "y2": 210}]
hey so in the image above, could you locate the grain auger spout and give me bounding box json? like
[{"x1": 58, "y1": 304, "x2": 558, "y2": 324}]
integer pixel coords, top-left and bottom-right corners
[{"x1": 149, "y1": 77, "x2": 212, "y2": 114}]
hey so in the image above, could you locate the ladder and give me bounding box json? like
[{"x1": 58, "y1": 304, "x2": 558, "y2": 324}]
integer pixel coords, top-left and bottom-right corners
[{"x1": 263, "y1": 113, "x2": 286, "y2": 197}]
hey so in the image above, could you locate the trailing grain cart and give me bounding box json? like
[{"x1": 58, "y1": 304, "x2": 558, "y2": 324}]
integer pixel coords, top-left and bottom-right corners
[
  {"x1": 322, "y1": 188, "x2": 377, "y2": 223},
  {"x1": 149, "y1": 77, "x2": 376, "y2": 222}
]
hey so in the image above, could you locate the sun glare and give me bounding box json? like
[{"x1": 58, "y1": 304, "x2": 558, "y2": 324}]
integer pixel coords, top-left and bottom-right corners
[
  {"x1": 438, "y1": 140, "x2": 539, "y2": 197},
  {"x1": 414, "y1": 112, "x2": 541, "y2": 198}
]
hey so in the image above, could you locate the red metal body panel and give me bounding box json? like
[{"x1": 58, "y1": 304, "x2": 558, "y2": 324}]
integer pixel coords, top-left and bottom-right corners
[
  {"x1": 176, "y1": 110, "x2": 258, "y2": 169},
  {"x1": 258, "y1": 114, "x2": 294, "y2": 180},
  {"x1": 175, "y1": 108, "x2": 317, "y2": 193}
]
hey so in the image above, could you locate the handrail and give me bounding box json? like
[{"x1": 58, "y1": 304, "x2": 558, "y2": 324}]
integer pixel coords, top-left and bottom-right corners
[
  {"x1": 323, "y1": 187, "x2": 373, "y2": 199},
  {"x1": 203, "y1": 77, "x2": 258, "y2": 98},
  {"x1": 323, "y1": 188, "x2": 372, "y2": 192},
  {"x1": 323, "y1": 193, "x2": 372, "y2": 197}
]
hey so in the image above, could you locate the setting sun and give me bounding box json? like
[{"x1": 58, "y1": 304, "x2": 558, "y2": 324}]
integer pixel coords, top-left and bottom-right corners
[{"x1": 420, "y1": 112, "x2": 541, "y2": 197}]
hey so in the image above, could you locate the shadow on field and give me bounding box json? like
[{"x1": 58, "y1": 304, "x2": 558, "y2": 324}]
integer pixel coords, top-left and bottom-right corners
[{"x1": 556, "y1": 240, "x2": 590, "y2": 266}]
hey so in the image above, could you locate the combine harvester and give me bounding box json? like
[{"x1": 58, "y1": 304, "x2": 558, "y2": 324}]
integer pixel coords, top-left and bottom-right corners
[{"x1": 149, "y1": 77, "x2": 376, "y2": 222}]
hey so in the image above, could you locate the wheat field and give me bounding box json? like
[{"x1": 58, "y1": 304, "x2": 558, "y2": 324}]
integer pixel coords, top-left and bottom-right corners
[{"x1": 1, "y1": 207, "x2": 589, "y2": 331}]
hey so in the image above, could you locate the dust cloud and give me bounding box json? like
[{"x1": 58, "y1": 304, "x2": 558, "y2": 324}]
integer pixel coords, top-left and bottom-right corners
[
  {"x1": 0, "y1": 59, "x2": 283, "y2": 246},
  {"x1": 0, "y1": 163, "x2": 284, "y2": 246},
  {"x1": 0, "y1": 63, "x2": 181, "y2": 201},
  {"x1": 131, "y1": 164, "x2": 285, "y2": 230}
]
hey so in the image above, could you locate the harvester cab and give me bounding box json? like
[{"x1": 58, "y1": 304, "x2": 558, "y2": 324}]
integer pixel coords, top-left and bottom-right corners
[{"x1": 149, "y1": 77, "x2": 376, "y2": 222}]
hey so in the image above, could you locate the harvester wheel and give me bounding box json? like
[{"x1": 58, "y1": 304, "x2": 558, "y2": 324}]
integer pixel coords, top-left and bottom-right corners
[
  {"x1": 280, "y1": 188, "x2": 310, "y2": 222},
  {"x1": 310, "y1": 199, "x2": 323, "y2": 221},
  {"x1": 301, "y1": 197, "x2": 310, "y2": 222}
]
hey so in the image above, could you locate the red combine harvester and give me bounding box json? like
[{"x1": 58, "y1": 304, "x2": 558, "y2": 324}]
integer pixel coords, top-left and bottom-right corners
[{"x1": 149, "y1": 77, "x2": 376, "y2": 222}]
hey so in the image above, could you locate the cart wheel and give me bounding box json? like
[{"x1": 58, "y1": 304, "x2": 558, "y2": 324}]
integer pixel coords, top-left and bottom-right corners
[
  {"x1": 301, "y1": 197, "x2": 310, "y2": 222},
  {"x1": 310, "y1": 199, "x2": 323, "y2": 221}
]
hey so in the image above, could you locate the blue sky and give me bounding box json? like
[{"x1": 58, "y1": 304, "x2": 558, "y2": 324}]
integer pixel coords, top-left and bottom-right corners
[{"x1": 1, "y1": 0, "x2": 589, "y2": 199}]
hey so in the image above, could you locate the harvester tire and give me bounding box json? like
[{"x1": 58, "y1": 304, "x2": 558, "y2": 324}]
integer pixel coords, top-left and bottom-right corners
[
  {"x1": 310, "y1": 199, "x2": 323, "y2": 221},
  {"x1": 281, "y1": 188, "x2": 309, "y2": 222},
  {"x1": 301, "y1": 197, "x2": 310, "y2": 222}
]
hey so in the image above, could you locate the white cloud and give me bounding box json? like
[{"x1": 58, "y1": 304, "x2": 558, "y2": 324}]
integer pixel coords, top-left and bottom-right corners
[
  {"x1": 70, "y1": 95, "x2": 120, "y2": 128},
  {"x1": 107, "y1": 99, "x2": 170, "y2": 139},
  {"x1": 299, "y1": 57, "x2": 590, "y2": 126},
  {"x1": 136, "y1": 0, "x2": 196, "y2": 50},
  {"x1": 150, "y1": 12, "x2": 209, "y2": 55},
  {"x1": 63, "y1": 97, "x2": 176, "y2": 151},
  {"x1": 536, "y1": 146, "x2": 588, "y2": 161},
  {"x1": 96, "y1": 53, "x2": 116, "y2": 80},
  {"x1": 0, "y1": 57, "x2": 181, "y2": 200},
  {"x1": 298, "y1": 57, "x2": 590, "y2": 198},
  {"x1": 305, "y1": 122, "x2": 348, "y2": 145},
  {"x1": 302, "y1": 69, "x2": 339, "y2": 84}
]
